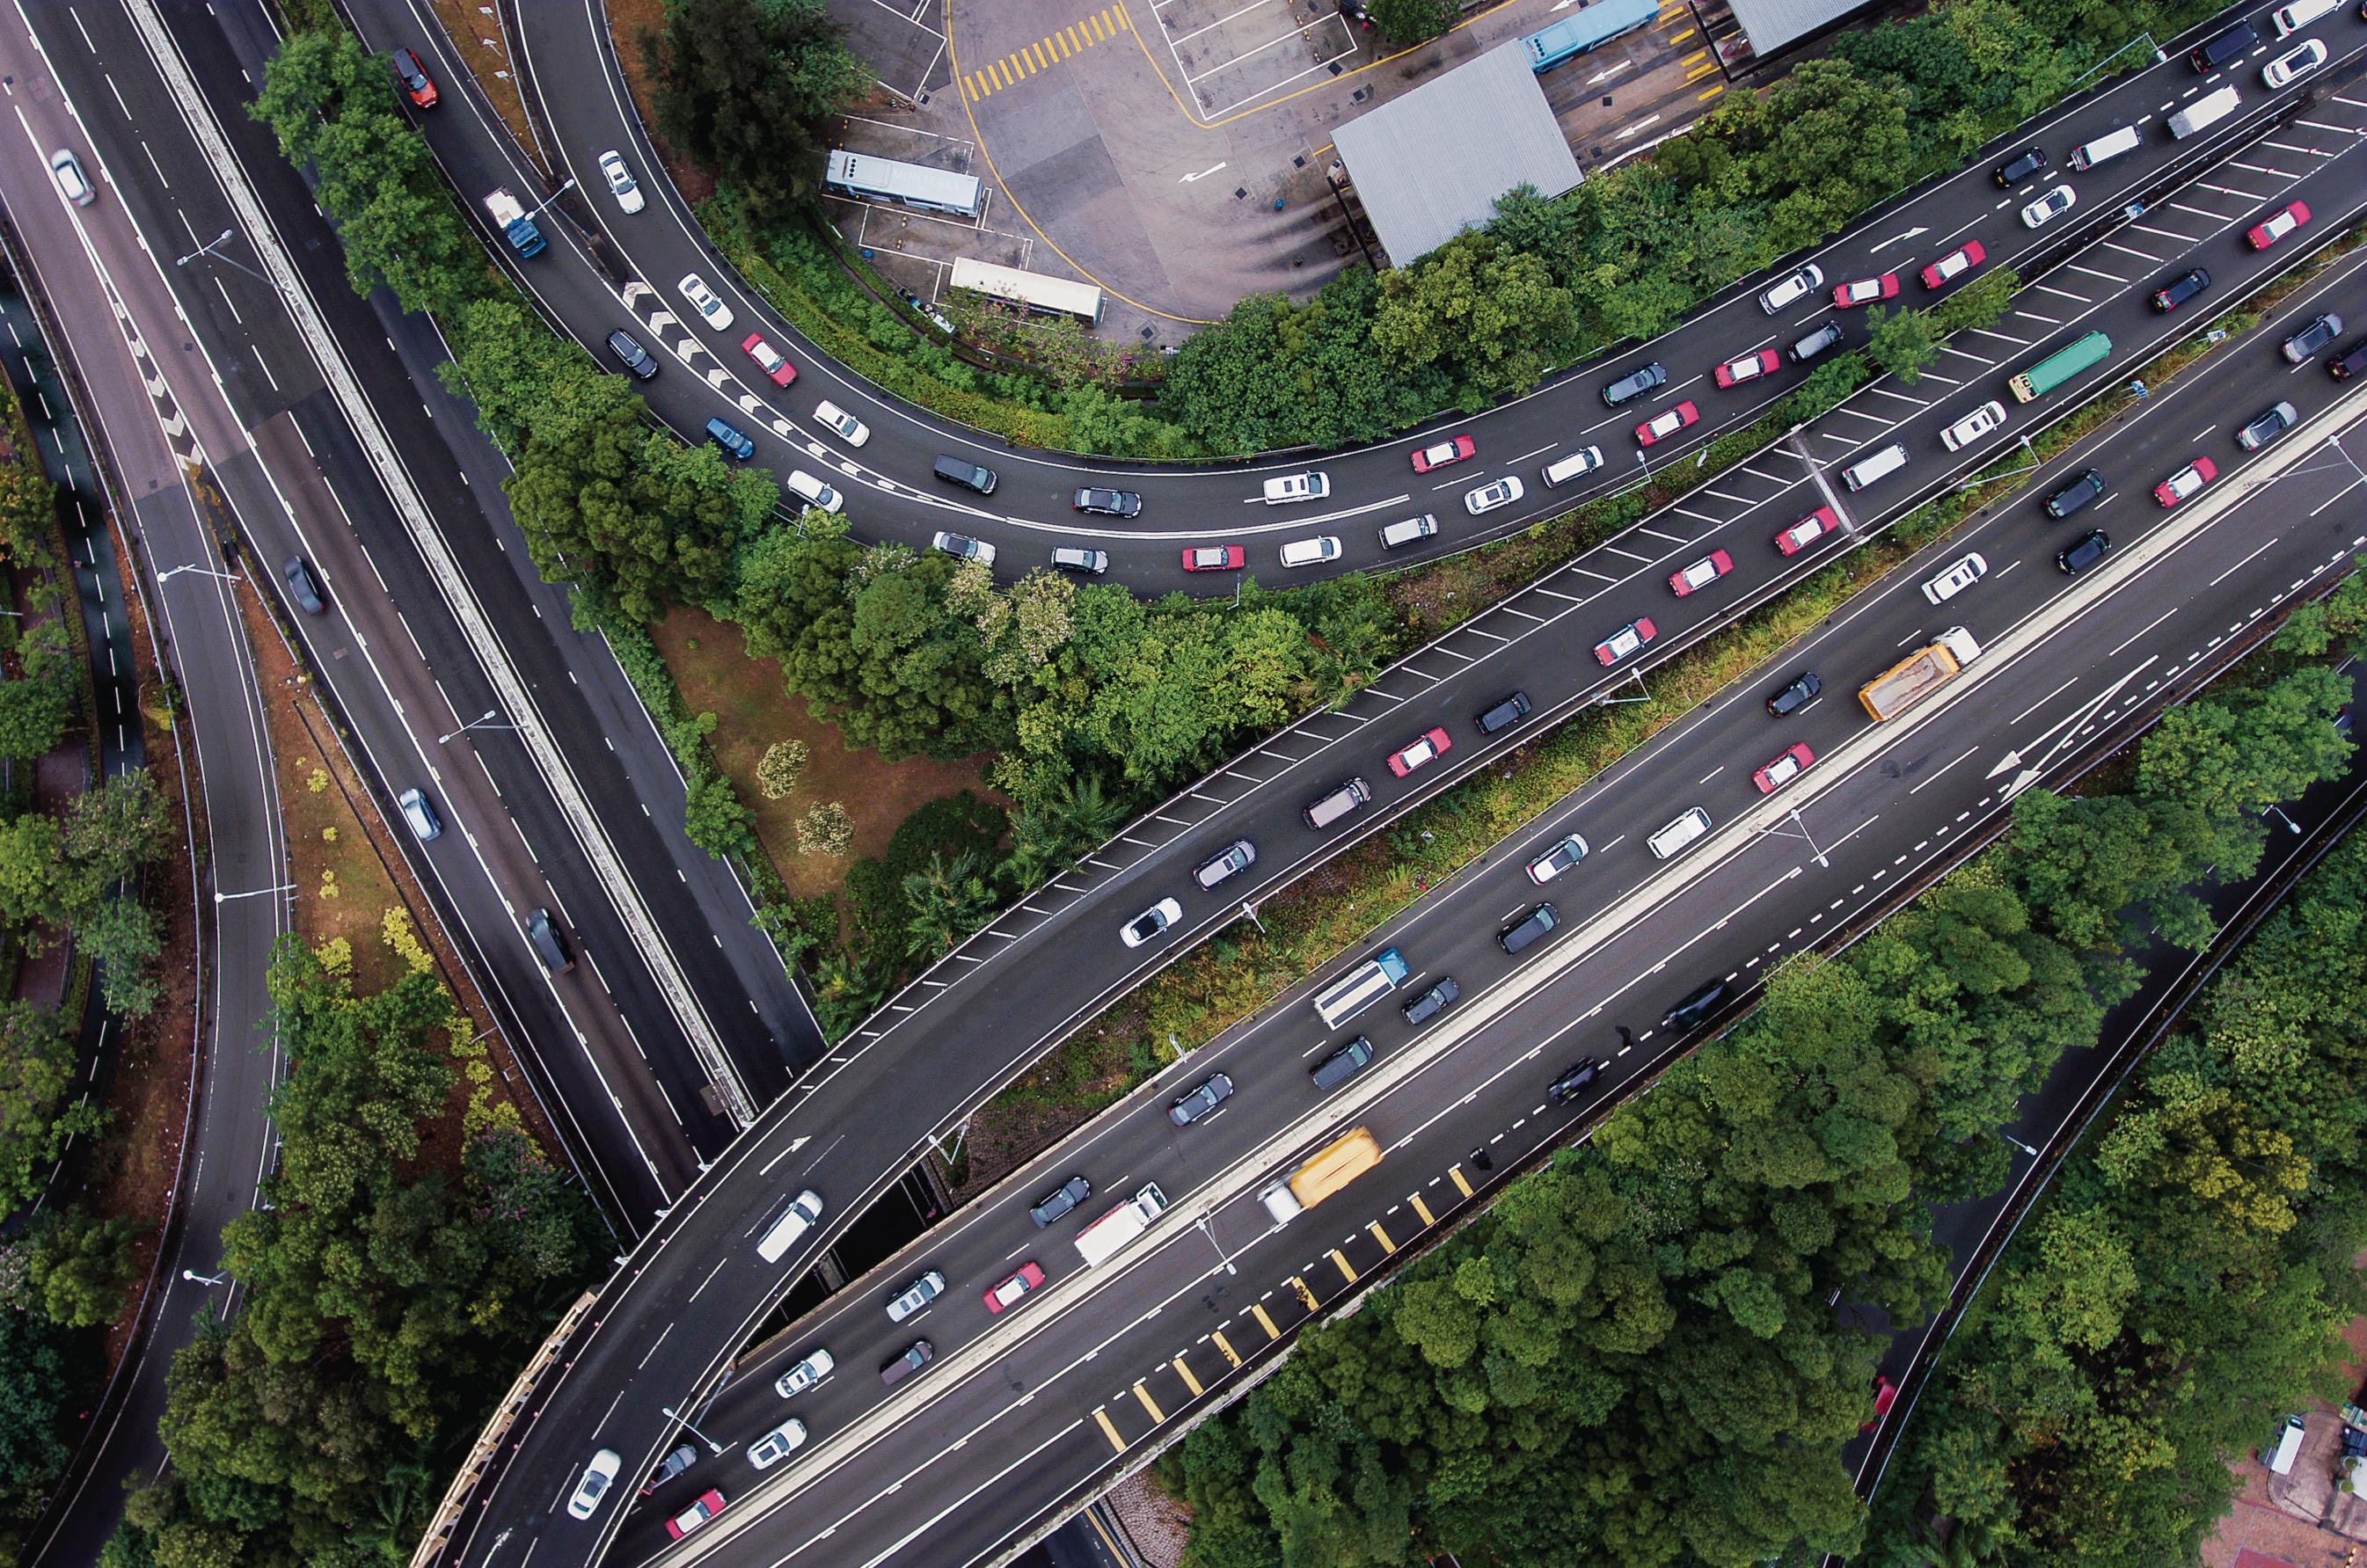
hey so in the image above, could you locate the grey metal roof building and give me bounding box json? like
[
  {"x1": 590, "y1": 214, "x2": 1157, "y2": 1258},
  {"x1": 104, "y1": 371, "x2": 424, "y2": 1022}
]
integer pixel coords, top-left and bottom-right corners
[
  {"x1": 1331, "y1": 40, "x2": 1583, "y2": 266},
  {"x1": 1723, "y1": 0, "x2": 1874, "y2": 57}
]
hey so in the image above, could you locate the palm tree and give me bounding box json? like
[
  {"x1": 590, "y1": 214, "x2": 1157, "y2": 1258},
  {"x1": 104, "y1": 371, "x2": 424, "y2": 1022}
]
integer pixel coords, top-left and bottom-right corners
[
  {"x1": 902, "y1": 851, "x2": 995, "y2": 958},
  {"x1": 1050, "y1": 772, "x2": 1127, "y2": 856}
]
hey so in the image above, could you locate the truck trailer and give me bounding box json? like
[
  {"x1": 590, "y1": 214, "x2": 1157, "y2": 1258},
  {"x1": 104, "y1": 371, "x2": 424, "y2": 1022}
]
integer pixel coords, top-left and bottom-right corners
[
  {"x1": 1859, "y1": 626, "x2": 1981, "y2": 720},
  {"x1": 1260, "y1": 1128, "x2": 1383, "y2": 1223}
]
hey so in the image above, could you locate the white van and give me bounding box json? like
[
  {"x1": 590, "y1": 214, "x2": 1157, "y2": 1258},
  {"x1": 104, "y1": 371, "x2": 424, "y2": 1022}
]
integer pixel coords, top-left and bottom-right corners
[
  {"x1": 2067, "y1": 124, "x2": 2141, "y2": 171},
  {"x1": 1262, "y1": 470, "x2": 1331, "y2": 504},
  {"x1": 1842, "y1": 443, "x2": 1910, "y2": 492},
  {"x1": 756, "y1": 1190, "x2": 824, "y2": 1263},
  {"x1": 2168, "y1": 84, "x2": 2241, "y2": 139},
  {"x1": 2274, "y1": 0, "x2": 2339, "y2": 33},
  {"x1": 1279, "y1": 535, "x2": 1342, "y2": 568},
  {"x1": 1647, "y1": 806, "x2": 1713, "y2": 860},
  {"x1": 1378, "y1": 514, "x2": 1438, "y2": 550},
  {"x1": 1542, "y1": 446, "x2": 1605, "y2": 487},
  {"x1": 786, "y1": 469, "x2": 844, "y2": 514}
]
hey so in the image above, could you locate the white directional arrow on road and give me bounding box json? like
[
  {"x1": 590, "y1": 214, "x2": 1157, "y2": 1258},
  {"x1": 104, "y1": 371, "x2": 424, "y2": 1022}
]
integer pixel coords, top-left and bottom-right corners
[
  {"x1": 1986, "y1": 748, "x2": 2024, "y2": 779},
  {"x1": 1589, "y1": 59, "x2": 1637, "y2": 84},
  {"x1": 1874, "y1": 225, "x2": 1929, "y2": 251}
]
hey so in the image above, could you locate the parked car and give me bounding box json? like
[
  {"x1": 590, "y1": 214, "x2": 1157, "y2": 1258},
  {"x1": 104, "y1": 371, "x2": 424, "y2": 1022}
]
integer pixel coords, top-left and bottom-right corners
[
  {"x1": 1662, "y1": 978, "x2": 1727, "y2": 1031},
  {"x1": 1401, "y1": 977, "x2": 1459, "y2": 1027},
  {"x1": 815, "y1": 399, "x2": 870, "y2": 445},
  {"x1": 1547, "y1": 1060, "x2": 1604, "y2": 1103},
  {"x1": 644, "y1": 1444, "x2": 697, "y2": 1495},
  {"x1": 2264, "y1": 37, "x2": 2328, "y2": 86},
  {"x1": 2238, "y1": 401, "x2": 2299, "y2": 451},
  {"x1": 748, "y1": 1418, "x2": 807, "y2": 1470},
  {"x1": 47, "y1": 149, "x2": 93, "y2": 208},
  {"x1": 566, "y1": 1450, "x2": 622, "y2": 1520},
  {"x1": 605, "y1": 328, "x2": 657, "y2": 380},
  {"x1": 281, "y1": 556, "x2": 326, "y2": 616},
  {"x1": 1051, "y1": 546, "x2": 1110, "y2": 573},
  {"x1": 1193, "y1": 839, "x2": 1256, "y2": 890},
  {"x1": 1921, "y1": 552, "x2": 1987, "y2": 604},
  {"x1": 1940, "y1": 400, "x2": 2007, "y2": 452},
  {"x1": 2044, "y1": 468, "x2": 2107, "y2": 518},
  {"x1": 774, "y1": 1347, "x2": 834, "y2": 1399}
]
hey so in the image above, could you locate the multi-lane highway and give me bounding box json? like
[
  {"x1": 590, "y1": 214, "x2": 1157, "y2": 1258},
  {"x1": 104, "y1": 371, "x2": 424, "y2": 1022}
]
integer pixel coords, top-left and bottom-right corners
[
  {"x1": 415, "y1": 8, "x2": 2367, "y2": 1556},
  {"x1": 362, "y1": 0, "x2": 2334, "y2": 594},
  {"x1": 611, "y1": 240, "x2": 2367, "y2": 1567}
]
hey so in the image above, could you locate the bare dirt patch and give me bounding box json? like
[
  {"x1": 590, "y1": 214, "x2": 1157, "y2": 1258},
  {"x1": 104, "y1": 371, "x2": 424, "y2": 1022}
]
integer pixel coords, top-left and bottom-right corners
[
  {"x1": 424, "y1": 0, "x2": 538, "y2": 161},
  {"x1": 648, "y1": 607, "x2": 996, "y2": 900}
]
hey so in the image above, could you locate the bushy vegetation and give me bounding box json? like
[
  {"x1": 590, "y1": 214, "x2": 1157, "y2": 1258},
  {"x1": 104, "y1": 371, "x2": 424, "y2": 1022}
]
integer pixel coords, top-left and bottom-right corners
[
  {"x1": 102, "y1": 937, "x2": 603, "y2": 1568},
  {"x1": 1161, "y1": 597, "x2": 2365, "y2": 1567}
]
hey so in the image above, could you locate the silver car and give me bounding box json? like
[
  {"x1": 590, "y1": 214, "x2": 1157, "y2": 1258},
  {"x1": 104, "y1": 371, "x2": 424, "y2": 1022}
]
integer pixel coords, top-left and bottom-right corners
[
  {"x1": 747, "y1": 1418, "x2": 807, "y2": 1470},
  {"x1": 1193, "y1": 839, "x2": 1256, "y2": 890},
  {"x1": 885, "y1": 1269, "x2": 946, "y2": 1323},
  {"x1": 47, "y1": 149, "x2": 93, "y2": 208},
  {"x1": 596, "y1": 150, "x2": 645, "y2": 214}
]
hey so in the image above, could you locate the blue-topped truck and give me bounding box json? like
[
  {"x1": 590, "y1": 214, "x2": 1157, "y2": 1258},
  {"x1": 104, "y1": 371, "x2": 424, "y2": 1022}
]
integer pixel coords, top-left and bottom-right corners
[{"x1": 482, "y1": 188, "x2": 545, "y2": 258}]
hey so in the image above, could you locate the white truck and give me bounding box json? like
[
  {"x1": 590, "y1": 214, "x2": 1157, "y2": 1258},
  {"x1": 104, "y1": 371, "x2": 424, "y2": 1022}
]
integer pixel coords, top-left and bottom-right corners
[
  {"x1": 1073, "y1": 1183, "x2": 1166, "y2": 1266},
  {"x1": 482, "y1": 188, "x2": 546, "y2": 258}
]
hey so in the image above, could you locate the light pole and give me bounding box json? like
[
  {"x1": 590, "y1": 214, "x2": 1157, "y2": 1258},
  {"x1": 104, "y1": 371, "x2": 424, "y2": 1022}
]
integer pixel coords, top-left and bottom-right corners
[
  {"x1": 1195, "y1": 1214, "x2": 1237, "y2": 1276},
  {"x1": 439, "y1": 708, "x2": 521, "y2": 744},
  {"x1": 661, "y1": 1404, "x2": 725, "y2": 1455},
  {"x1": 174, "y1": 228, "x2": 286, "y2": 295},
  {"x1": 181, "y1": 1268, "x2": 228, "y2": 1287},
  {"x1": 2265, "y1": 802, "x2": 2302, "y2": 835},
  {"x1": 1755, "y1": 806, "x2": 1830, "y2": 868},
  {"x1": 2001, "y1": 1132, "x2": 2038, "y2": 1158},
  {"x1": 157, "y1": 563, "x2": 241, "y2": 586},
  {"x1": 216, "y1": 883, "x2": 297, "y2": 905}
]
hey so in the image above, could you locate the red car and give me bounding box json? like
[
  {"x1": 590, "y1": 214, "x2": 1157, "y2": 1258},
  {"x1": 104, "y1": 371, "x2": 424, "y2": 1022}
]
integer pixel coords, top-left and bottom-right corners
[
  {"x1": 1919, "y1": 240, "x2": 1985, "y2": 290},
  {"x1": 666, "y1": 1490, "x2": 727, "y2": 1541},
  {"x1": 391, "y1": 47, "x2": 439, "y2": 109},
  {"x1": 1636, "y1": 401, "x2": 1699, "y2": 447},
  {"x1": 1713, "y1": 350, "x2": 1780, "y2": 389},
  {"x1": 2247, "y1": 201, "x2": 2309, "y2": 251},
  {"x1": 1593, "y1": 617, "x2": 1656, "y2": 667},
  {"x1": 1863, "y1": 1375, "x2": 1898, "y2": 1433},
  {"x1": 742, "y1": 333, "x2": 796, "y2": 387},
  {"x1": 1181, "y1": 544, "x2": 1246, "y2": 572},
  {"x1": 1773, "y1": 504, "x2": 1840, "y2": 556},
  {"x1": 2153, "y1": 456, "x2": 2217, "y2": 508},
  {"x1": 1832, "y1": 273, "x2": 1899, "y2": 308},
  {"x1": 1753, "y1": 742, "x2": 1815, "y2": 794},
  {"x1": 1410, "y1": 434, "x2": 1476, "y2": 472},
  {"x1": 983, "y1": 1261, "x2": 1047, "y2": 1315},
  {"x1": 1668, "y1": 550, "x2": 1733, "y2": 597},
  {"x1": 1388, "y1": 726, "x2": 1451, "y2": 777}
]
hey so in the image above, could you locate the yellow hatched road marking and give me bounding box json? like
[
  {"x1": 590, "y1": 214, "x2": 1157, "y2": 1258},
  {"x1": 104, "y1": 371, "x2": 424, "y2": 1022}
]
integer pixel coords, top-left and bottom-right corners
[
  {"x1": 1664, "y1": 26, "x2": 1698, "y2": 44},
  {"x1": 1031, "y1": 43, "x2": 1050, "y2": 69},
  {"x1": 1173, "y1": 1358, "x2": 1204, "y2": 1396},
  {"x1": 1329, "y1": 1249, "x2": 1357, "y2": 1283},
  {"x1": 1092, "y1": 1407, "x2": 1124, "y2": 1451},
  {"x1": 1251, "y1": 1303, "x2": 1280, "y2": 1338},
  {"x1": 1212, "y1": 1330, "x2": 1242, "y2": 1366},
  {"x1": 1699, "y1": 82, "x2": 1727, "y2": 100},
  {"x1": 1449, "y1": 1164, "x2": 1473, "y2": 1198},
  {"x1": 1409, "y1": 1193, "x2": 1436, "y2": 1226},
  {"x1": 1048, "y1": 33, "x2": 1067, "y2": 59},
  {"x1": 1368, "y1": 1220, "x2": 1395, "y2": 1252},
  {"x1": 1684, "y1": 47, "x2": 1708, "y2": 63},
  {"x1": 1132, "y1": 1380, "x2": 1165, "y2": 1422},
  {"x1": 1116, "y1": 2, "x2": 1134, "y2": 30},
  {"x1": 1292, "y1": 1274, "x2": 1321, "y2": 1309},
  {"x1": 993, "y1": 60, "x2": 1012, "y2": 87},
  {"x1": 1067, "y1": 26, "x2": 1085, "y2": 50},
  {"x1": 1685, "y1": 60, "x2": 1720, "y2": 80},
  {"x1": 1088, "y1": 14, "x2": 1107, "y2": 39}
]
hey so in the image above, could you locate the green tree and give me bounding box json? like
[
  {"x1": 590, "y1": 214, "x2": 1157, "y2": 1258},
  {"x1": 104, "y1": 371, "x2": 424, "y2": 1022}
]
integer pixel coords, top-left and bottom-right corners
[
  {"x1": 1365, "y1": 0, "x2": 1461, "y2": 44},
  {"x1": 0, "y1": 621, "x2": 77, "y2": 761},
  {"x1": 648, "y1": 0, "x2": 867, "y2": 219},
  {"x1": 1867, "y1": 304, "x2": 1942, "y2": 384},
  {"x1": 0, "y1": 1306, "x2": 83, "y2": 1525},
  {"x1": 0, "y1": 998, "x2": 91, "y2": 1207},
  {"x1": 26, "y1": 1207, "x2": 145, "y2": 1329}
]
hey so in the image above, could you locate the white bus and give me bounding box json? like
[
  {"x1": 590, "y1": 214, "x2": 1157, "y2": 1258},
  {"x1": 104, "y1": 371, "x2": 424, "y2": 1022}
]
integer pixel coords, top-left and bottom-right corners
[
  {"x1": 948, "y1": 258, "x2": 1106, "y2": 325},
  {"x1": 823, "y1": 150, "x2": 983, "y2": 219}
]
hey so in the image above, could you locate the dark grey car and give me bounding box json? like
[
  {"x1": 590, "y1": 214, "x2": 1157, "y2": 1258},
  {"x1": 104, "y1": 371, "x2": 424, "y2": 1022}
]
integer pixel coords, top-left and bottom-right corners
[
  {"x1": 1601, "y1": 361, "x2": 1667, "y2": 406},
  {"x1": 641, "y1": 1443, "x2": 696, "y2": 1495},
  {"x1": 1072, "y1": 487, "x2": 1143, "y2": 517},
  {"x1": 1765, "y1": 671, "x2": 1822, "y2": 717},
  {"x1": 1168, "y1": 1072, "x2": 1233, "y2": 1127},
  {"x1": 1662, "y1": 979, "x2": 1727, "y2": 1032},
  {"x1": 1193, "y1": 838, "x2": 1256, "y2": 890},
  {"x1": 1547, "y1": 1059, "x2": 1604, "y2": 1103},
  {"x1": 282, "y1": 556, "x2": 325, "y2": 616},
  {"x1": 605, "y1": 329, "x2": 657, "y2": 380},
  {"x1": 1400, "y1": 976, "x2": 1458, "y2": 1027},
  {"x1": 2236, "y1": 400, "x2": 2298, "y2": 451},
  {"x1": 1029, "y1": 1173, "x2": 1091, "y2": 1228},
  {"x1": 2283, "y1": 313, "x2": 2342, "y2": 364},
  {"x1": 2056, "y1": 529, "x2": 2112, "y2": 574}
]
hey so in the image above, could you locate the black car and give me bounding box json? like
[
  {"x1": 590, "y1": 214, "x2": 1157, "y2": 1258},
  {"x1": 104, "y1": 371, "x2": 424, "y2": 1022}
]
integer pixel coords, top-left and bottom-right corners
[
  {"x1": 1992, "y1": 146, "x2": 2049, "y2": 186},
  {"x1": 2283, "y1": 313, "x2": 2343, "y2": 364},
  {"x1": 1499, "y1": 902, "x2": 1559, "y2": 955},
  {"x1": 1072, "y1": 487, "x2": 1143, "y2": 518},
  {"x1": 1547, "y1": 1059, "x2": 1604, "y2": 1103},
  {"x1": 1474, "y1": 690, "x2": 1532, "y2": 734},
  {"x1": 1662, "y1": 979, "x2": 1727, "y2": 1032},
  {"x1": 1167, "y1": 1072, "x2": 1233, "y2": 1127},
  {"x1": 2236, "y1": 400, "x2": 2298, "y2": 452},
  {"x1": 642, "y1": 1443, "x2": 696, "y2": 1495},
  {"x1": 1028, "y1": 1174, "x2": 1092, "y2": 1228},
  {"x1": 1601, "y1": 361, "x2": 1667, "y2": 406},
  {"x1": 605, "y1": 329, "x2": 658, "y2": 380},
  {"x1": 2330, "y1": 340, "x2": 2367, "y2": 380},
  {"x1": 1786, "y1": 322, "x2": 1844, "y2": 365},
  {"x1": 1401, "y1": 976, "x2": 1459, "y2": 1027},
  {"x1": 1766, "y1": 671, "x2": 1822, "y2": 717},
  {"x1": 2056, "y1": 529, "x2": 2112, "y2": 574},
  {"x1": 2150, "y1": 267, "x2": 2210, "y2": 312},
  {"x1": 2043, "y1": 468, "x2": 2107, "y2": 519},
  {"x1": 281, "y1": 555, "x2": 325, "y2": 616}
]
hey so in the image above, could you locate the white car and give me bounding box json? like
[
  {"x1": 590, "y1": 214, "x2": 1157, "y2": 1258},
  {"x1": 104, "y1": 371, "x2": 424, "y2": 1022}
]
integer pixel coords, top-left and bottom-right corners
[
  {"x1": 676, "y1": 273, "x2": 734, "y2": 332},
  {"x1": 47, "y1": 149, "x2": 93, "y2": 208},
  {"x1": 1464, "y1": 477, "x2": 1523, "y2": 515},
  {"x1": 2020, "y1": 185, "x2": 2076, "y2": 229},
  {"x1": 1120, "y1": 897, "x2": 1182, "y2": 948},
  {"x1": 2264, "y1": 38, "x2": 2327, "y2": 87},
  {"x1": 596, "y1": 150, "x2": 645, "y2": 214},
  {"x1": 566, "y1": 1450, "x2": 622, "y2": 1520},
  {"x1": 748, "y1": 1419, "x2": 807, "y2": 1470},
  {"x1": 815, "y1": 400, "x2": 870, "y2": 447},
  {"x1": 1940, "y1": 400, "x2": 2007, "y2": 453},
  {"x1": 931, "y1": 530, "x2": 994, "y2": 566},
  {"x1": 1278, "y1": 536, "x2": 1342, "y2": 568},
  {"x1": 1757, "y1": 263, "x2": 1824, "y2": 314},
  {"x1": 774, "y1": 1347, "x2": 834, "y2": 1399},
  {"x1": 1921, "y1": 551, "x2": 1988, "y2": 604}
]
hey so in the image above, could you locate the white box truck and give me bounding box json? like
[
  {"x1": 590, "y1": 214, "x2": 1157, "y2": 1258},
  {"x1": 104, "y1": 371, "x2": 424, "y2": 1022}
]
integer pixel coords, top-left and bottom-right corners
[{"x1": 1073, "y1": 1183, "x2": 1166, "y2": 1266}]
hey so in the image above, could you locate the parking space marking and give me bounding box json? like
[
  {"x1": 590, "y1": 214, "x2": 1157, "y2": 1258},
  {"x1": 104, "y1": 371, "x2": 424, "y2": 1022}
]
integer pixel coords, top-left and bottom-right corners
[
  {"x1": 1249, "y1": 1302, "x2": 1281, "y2": 1339},
  {"x1": 1092, "y1": 1406, "x2": 1125, "y2": 1451},
  {"x1": 1132, "y1": 1380, "x2": 1165, "y2": 1422},
  {"x1": 1172, "y1": 1357, "x2": 1204, "y2": 1397},
  {"x1": 1211, "y1": 1330, "x2": 1242, "y2": 1367},
  {"x1": 1367, "y1": 1219, "x2": 1395, "y2": 1251},
  {"x1": 1329, "y1": 1249, "x2": 1357, "y2": 1283},
  {"x1": 1449, "y1": 1163, "x2": 1473, "y2": 1197},
  {"x1": 1290, "y1": 1275, "x2": 1321, "y2": 1309},
  {"x1": 1409, "y1": 1192, "x2": 1436, "y2": 1226},
  {"x1": 967, "y1": 8, "x2": 1129, "y2": 99}
]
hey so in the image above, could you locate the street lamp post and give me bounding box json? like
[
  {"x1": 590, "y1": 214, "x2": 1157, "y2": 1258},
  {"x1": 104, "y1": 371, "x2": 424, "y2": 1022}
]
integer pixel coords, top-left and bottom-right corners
[
  {"x1": 182, "y1": 1268, "x2": 228, "y2": 1287},
  {"x1": 2002, "y1": 1132, "x2": 2039, "y2": 1158},
  {"x1": 1195, "y1": 1214, "x2": 1237, "y2": 1276},
  {"x1": 157, "y1": 563, "x2": 241, "y2": 587},
  {"x1": 439, "y1": 708, "x2": 521, "y2": 744},
  {"x1": 174, "y1": 228, "x2": 288, "y2": 295},
  {"x1": 2265, "y1": 802, "x2": 2303, "y2": 835},
  {"x1": 660, "y1": 1404, "x2": 725, "y2": 1456}
]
